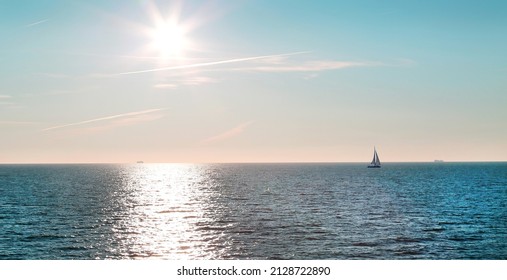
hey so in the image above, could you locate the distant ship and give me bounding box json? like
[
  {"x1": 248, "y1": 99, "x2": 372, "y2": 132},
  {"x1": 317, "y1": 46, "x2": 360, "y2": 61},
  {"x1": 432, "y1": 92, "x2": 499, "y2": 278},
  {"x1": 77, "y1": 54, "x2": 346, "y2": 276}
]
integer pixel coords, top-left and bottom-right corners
[
  {"x1": 368, "y1": 147, "x2": 381, "y2": 168},
  {"x1": 136, "y1": 161, "x2": 144, "y2": 164}
]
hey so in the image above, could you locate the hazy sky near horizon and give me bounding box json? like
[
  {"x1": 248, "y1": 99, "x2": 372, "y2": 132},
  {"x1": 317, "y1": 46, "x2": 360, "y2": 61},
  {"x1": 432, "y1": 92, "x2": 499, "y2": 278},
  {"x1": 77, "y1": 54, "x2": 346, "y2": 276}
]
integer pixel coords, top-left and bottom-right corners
[{"x1": 1, "y1": 0, "x2": 506, "y2": 163}]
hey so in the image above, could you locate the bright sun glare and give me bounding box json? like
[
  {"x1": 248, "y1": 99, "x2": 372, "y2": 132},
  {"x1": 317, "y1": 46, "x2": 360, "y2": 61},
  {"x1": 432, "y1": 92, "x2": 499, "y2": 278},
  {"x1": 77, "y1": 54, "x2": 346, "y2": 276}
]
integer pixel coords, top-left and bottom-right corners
[{"x1": 150, "y1": 21, "x2": 188, "y2": 58}]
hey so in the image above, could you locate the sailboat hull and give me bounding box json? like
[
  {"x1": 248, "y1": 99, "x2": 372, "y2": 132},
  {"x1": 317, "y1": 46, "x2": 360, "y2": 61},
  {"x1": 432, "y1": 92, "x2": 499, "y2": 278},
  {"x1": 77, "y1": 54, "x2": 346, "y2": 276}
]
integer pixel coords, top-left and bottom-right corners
[{"x1": 367, "y1": 165, "x2": 381, "y2": 168}]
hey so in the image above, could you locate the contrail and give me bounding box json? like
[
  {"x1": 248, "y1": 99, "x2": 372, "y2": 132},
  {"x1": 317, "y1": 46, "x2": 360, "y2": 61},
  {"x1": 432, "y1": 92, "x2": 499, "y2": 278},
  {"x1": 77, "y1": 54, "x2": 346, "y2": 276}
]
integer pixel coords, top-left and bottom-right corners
[
  {"x1": 26, "y1": 19, "x2": 49, "y2": 28},
  {"x1": 41, "y1": 108, "x2": 165, "y2": 131},
  {"x1": 118, "y1": 51, "x2": 310, "y2": 75},
  {"x1": 202, "y1": 121, "x2": 255, "y2": 144}
]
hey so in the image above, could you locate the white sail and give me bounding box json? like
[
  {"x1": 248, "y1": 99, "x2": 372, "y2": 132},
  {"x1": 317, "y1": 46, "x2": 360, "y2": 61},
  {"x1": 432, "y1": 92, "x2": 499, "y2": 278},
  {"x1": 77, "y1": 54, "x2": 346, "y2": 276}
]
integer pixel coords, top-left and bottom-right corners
[{"x1": 368, "y1": 147, "x2": 381, "y2": 168}]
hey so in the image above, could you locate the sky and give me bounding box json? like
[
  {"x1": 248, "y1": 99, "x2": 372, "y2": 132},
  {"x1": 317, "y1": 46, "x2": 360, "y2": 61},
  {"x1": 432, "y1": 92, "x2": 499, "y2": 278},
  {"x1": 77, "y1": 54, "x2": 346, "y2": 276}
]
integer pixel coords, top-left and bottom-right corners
[{"x1": 1, "y1": 0, "x2": 506, "y2": 163}]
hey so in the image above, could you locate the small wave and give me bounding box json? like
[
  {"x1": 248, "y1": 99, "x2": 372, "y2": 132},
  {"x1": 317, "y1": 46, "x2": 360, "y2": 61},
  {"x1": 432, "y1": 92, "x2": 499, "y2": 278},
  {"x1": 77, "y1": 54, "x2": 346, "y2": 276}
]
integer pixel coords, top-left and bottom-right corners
[
  {"x1": 423, "y1": 227, "x2": 446, "y2": 232},
  {"x1": 22, "y1": 234, "x2": 63, "y2": 241},
  {"x1": 57, "y1": 246, "x2": 88, "y2": 251},
  {"x1": 394, "y1": 249, "x2": 424, "y2": 256},
  {"x1": 268, "y1": 254, "x2": 289, "y2": 260},
  {"x1": 231, "y1": 229, "x2": 255, "y2": 234},
  {"x1": 157, "y1": 209, "x2": 194, "y2": 214},
  {"x1": 128, "y1": 252, "x2": 160, "y2": 259},
  {"x1": 215, "y1": 219, "x2": 235, "y2": 224},
  {"x1": 394, "y1": 237, "x2": 421, "y2": 243},
  {"x1": 116, "y1": 230, "x2": 140, "y2": 235},
  {"x1": 182, "y1": 215, "x2": 199, "y2": 219},
  {"x1": 178, "y1": 245, "x2": 191, "y2": 251},
  {"x1": 197, "y1": 226, "x2": 229, "y2": 231},
  {"x1": 230, "y1": 197, "x2": 249, "y2": 201},
  {"x1": 305, "y1": 236, "x2": 324, "y2": 241},
  {"x1": 299, "y1": 192, "x2": 312, "y2": 196},
  {"x1": 448, "y1": 236, "x2": 483, "y2": 242},
  {"x1": 352, "y1": 242, "x2": 380, "y2": 247}
]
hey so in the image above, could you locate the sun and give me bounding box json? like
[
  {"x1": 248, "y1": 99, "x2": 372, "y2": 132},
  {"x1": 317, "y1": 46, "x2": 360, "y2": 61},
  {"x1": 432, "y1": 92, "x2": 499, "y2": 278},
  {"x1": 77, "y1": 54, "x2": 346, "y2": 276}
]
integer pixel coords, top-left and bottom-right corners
[{"x1": 149, "y1": 21, "x2": 188, "y2": 58}]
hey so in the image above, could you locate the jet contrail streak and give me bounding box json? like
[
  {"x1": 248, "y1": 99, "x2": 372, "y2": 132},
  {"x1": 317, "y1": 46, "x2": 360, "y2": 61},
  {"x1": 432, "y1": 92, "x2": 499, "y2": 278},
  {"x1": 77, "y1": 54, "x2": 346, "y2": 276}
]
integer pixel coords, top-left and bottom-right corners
[
  {"x1": 41, "y1": 108, "x2": 165, "y2": 131},
  {"x1": 26, "y1": 19, "x2": 49, "y2": 27},
  {"x1": 118, "y1": 51, "x2": 310, "y2": 75}
]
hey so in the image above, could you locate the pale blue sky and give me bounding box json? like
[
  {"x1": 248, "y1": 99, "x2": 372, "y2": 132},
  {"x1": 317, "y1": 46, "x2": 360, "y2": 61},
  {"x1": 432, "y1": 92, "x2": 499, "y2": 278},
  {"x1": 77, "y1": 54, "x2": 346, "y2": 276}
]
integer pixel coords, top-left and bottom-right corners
[{"x1": 1, "y1": 0, "x2": 506, "y2": 163}]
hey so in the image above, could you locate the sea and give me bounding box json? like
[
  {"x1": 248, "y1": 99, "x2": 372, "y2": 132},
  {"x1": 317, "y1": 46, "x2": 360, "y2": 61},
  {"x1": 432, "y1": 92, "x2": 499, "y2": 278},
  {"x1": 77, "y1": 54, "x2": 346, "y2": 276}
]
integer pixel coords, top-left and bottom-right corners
[{"x1": 0, "y1": 162, "x2": 506, "y2": 260}]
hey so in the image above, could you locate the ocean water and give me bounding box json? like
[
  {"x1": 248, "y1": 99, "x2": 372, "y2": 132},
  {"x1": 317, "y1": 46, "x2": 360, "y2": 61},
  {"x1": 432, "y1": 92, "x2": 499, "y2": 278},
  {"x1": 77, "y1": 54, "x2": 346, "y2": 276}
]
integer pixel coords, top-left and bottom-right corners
[{"x1": 0, "y1": 163, "x2": 506, "y2": 260}]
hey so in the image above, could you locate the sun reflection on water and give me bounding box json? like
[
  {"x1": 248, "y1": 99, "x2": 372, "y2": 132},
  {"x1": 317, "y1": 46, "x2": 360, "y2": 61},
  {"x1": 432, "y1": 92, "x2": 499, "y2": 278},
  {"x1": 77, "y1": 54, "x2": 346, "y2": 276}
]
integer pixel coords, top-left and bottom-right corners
[{"x1": 112, "y1": 163, "x2": 220, "y2": 259}]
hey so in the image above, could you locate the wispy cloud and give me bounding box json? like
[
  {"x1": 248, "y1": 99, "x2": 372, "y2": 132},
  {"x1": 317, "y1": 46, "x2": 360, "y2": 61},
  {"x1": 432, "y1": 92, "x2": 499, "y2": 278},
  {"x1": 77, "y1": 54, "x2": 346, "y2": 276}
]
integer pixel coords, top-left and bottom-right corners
[
  {"x1": 153, "y1": 76, "x2": 218, "y2": 89},
  {"x1": 153, "y1": 83, "x2": 178, "y2": 89},
  {"x1": 0, "y1": 121, "x2": 39, "y2": 126},
  {"x1": 64, "y1": 51, "x2": 209, "y2": 62},
  {"x1": 0, "y1": 95, "x2": 15, "y2": 106},
  {"x1": 76, "y1": 111, "x2": 165, "y2": 134},
  {"x1": 202, "y1": 121, "x2": 254, "y2": 144},
  {"x1": 240, "y1": 60, "x2": 376, "y2": 72},
  {"x1": 304, "y1": 73, "x2": 320, "y2": 80},
  {"x1": 36, "y1": 72, "x2": 69, "y2": 79},
  {"x1": 118, "y1": 52, "x2": 309, "y2": 75},
  {"x1": 25, "y1": 19, "x2": 49, "y2": 28},
  {"x1": 41, "y1": 108, "x2": 165, "y2": 132},
  {"x1": 393, "y1": 58, "x2": 417, "y2": 67},
  {"x1": 144, "y1": 56, "x2": 378, "y2": 89},
  {"x1": 181, "y1": 76, "x2": 218, "y2": 86}
]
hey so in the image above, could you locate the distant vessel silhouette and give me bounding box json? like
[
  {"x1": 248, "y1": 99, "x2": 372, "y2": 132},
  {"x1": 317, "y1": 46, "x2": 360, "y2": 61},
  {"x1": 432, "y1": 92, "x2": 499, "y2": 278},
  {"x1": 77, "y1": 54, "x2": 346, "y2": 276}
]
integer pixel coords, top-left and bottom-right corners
[
  {"x1": 368, "y1": 147, "x2": 381, "y2": 168},
  {"x1": 137, "y1": 161, "x2": 144, "y2": 164}
]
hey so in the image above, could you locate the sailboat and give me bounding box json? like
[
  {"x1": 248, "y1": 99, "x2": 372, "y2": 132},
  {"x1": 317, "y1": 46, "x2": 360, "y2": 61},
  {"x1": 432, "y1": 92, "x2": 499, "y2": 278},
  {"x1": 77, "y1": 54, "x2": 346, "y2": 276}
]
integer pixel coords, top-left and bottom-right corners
[{"x1": 368, "y1": 147, "x2": 381, "y2": 168}]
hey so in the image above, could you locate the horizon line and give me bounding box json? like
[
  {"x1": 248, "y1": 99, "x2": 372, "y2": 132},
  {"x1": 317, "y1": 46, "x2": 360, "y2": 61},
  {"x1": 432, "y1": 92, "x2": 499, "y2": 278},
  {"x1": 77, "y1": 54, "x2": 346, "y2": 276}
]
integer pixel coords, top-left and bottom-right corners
[{"x1": 1, "y1": 160, "x2": 506, "y2": 165}]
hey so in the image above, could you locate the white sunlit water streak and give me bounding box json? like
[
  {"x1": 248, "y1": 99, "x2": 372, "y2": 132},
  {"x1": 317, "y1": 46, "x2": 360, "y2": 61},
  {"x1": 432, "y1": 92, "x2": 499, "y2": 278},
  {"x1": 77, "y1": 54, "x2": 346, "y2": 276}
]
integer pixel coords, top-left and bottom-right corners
[{"x1": 0, "y1": 163, "x2": 506, "y2": 259}]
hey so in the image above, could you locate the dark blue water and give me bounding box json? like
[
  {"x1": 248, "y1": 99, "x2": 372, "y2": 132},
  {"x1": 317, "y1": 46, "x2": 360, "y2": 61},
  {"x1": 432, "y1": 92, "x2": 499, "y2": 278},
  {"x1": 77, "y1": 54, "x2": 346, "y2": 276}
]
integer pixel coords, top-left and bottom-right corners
[{"x1": 0, "y1": 163, "x2": 506, "y2": 259}]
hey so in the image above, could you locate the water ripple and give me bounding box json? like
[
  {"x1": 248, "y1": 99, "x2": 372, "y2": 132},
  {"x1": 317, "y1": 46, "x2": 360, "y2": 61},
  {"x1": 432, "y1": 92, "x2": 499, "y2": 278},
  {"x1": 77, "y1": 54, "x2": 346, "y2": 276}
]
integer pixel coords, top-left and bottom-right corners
[{"x1": 0, "y1": 163, "x2": 506, "y2": 259}]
